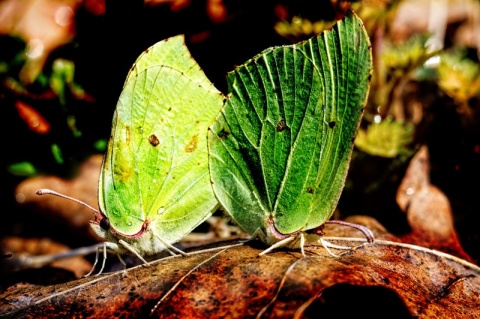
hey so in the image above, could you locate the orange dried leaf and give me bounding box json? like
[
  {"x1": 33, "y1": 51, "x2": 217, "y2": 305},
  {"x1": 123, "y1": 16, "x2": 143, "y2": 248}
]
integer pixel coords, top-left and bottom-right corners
[
  {"x1": 15, "y1": 100, "x2": 50, "y2": 134},
  {"x1": 1, "y1": 237, "x2": 93, "y2": 278},
  {"x1": 15, "y1": 155, "x2": 103, "y2": 241},
  {"x1": 0, "y1": 238, "x2": 478, "y2": 318},
  {"x1": 396, "y1": 145, "x2": 472, "y2": 261}
]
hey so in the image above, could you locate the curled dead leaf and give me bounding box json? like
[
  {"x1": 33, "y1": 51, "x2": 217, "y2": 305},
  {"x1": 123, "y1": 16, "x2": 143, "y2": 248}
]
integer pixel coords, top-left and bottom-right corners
[
  {"x1": 396, "y1": 145, "x2": 473, "y2": 262},
  {"x1": 14, "y1": 101, "x2": 51, "y2": 134},
  {"x1": 0, "y1": 237, "x2": 478, "y2": 318}
]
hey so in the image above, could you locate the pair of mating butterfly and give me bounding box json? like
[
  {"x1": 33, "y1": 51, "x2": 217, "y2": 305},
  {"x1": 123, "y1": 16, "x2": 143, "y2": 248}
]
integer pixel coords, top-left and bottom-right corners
[{"x1": 37, "y1": 10, "x2": 374, "y2": 275}]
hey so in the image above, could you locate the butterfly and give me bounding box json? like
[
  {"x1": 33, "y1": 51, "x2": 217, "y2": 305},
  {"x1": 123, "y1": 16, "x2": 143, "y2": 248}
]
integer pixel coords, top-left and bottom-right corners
[
  {"x1": 208, "y1": 10, "x2": 374, "y2": 256},
  {"x1": 37, "y1": 35, "x2": 224, "y2": 274}
]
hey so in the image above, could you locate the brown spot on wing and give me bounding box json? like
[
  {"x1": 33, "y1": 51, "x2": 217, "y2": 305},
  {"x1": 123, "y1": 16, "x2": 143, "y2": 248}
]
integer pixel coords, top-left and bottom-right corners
[
  {"x1": 218, "y1": 128, "x2": 229, "y2": 139},
  {"x1": 185, "y1": 134, "x2": 198, "y2": 152},
  {"x1": 149, "y1": 134, "x2": 160, "y2": 147},
  {"x1": 218, "y1": 128, "x2": 230, "y2": 140},
  {"x1": 125, "y1": 126, "x2": 131, "y2": 144},
  {"x1": 276, "y1": 119, "x2": 287, "y2": 132}
]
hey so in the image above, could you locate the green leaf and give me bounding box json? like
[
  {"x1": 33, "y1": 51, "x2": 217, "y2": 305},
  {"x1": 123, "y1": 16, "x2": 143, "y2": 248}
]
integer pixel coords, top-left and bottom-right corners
[
  {"x1": 8, "y1": 161, "x2": 37, "y2": 176},
  {"x1": 381, "y1": 33, "x2": 436, "y2": 75},
  {"x1": 438, "y1": 49, "x2": 480, "y2": 103},
  {"x1": 208, "y1": 10, "x2": 372, "y2": 244},
  {"x1": 274, "y1": 16, "x2": 336, "y2": 42},
  {"x1": 355, "y1": 118, "x2": 414, "y2": 158},
  {"x1": 93, "y1": 139, "x2": 108, "y2": 152},
  {"x1": 92, "y1": 35, "x2": 224, "y2": 256},
  {"x1": 66, "y1": 115, "x2": 82, "y2": 138},
  {"x1": 51, "y1": 143, "x2": 64, "y2": 164},
  {"x1": 50, "y1": 59, "x2": 75, "y2": 106}
]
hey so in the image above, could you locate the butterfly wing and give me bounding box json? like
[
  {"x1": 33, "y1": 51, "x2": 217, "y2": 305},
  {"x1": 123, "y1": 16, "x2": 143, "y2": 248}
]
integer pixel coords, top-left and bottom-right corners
[
  {"x1": 99, "y1": 35, "x2": 224, "y2": 246},
  {"x1": 209, "y1": 10, "x2": 372, "y2": 239}
]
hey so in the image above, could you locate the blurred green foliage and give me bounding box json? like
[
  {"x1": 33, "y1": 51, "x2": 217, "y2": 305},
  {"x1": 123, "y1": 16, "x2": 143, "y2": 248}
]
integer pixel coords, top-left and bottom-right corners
[
  {"x1": 0, "y1": 35, "x2": 102, "y2": 177},
  {"x1": 274, "y1": 16, "x2": 335, "y2": 41},
  {"x1": 355, "y1": 119, "x2": 414, "y2": 158},
  {"x1": 438, "y1": 49, "x2": 480, "y2": 105}
]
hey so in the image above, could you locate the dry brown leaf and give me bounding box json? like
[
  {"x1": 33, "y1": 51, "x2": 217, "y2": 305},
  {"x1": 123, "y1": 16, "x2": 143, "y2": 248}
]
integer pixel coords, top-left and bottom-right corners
[
  {"x1": 396, "y1": 145, "x2": 473, "y2": 262},
  {"x1": 0, "y1": 0, "x2": 79, "y2": 83},
  {"x1": 391, "y1": 0, "x2": 479, "y2": 47},
  {"x1": 14, "y1": 154, "x2": 103, "y2": 242},
  {"x1": 1, "y1": 235, "x2": 478, "y2": 318},
  {"x1": 1, "y1": 236, "x2": 92, "y2": 278}
]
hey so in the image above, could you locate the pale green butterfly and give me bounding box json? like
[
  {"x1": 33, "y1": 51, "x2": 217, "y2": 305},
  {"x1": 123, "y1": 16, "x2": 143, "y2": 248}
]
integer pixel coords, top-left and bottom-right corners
[
  {"x1": 208, "y1": 10, "x2": 374, "y2": 255},
  {"x1": 37, "y1": 35, "x2": 224, "y2": 274}
]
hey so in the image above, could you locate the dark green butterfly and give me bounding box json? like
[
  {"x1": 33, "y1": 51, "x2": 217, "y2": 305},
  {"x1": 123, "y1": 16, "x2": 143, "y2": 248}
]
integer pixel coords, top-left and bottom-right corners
[{"x1": 208, "y1": 10, "x2": 373, "y2": 254}]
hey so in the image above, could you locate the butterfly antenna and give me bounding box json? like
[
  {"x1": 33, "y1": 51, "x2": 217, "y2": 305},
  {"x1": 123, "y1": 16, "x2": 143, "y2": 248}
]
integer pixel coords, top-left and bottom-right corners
[
  {"x1": 35, "y1": 189, "x2": 103, "y2": 220},
  {"x1": 324, "y1": 220, "x2": 375, "y2": 243}
]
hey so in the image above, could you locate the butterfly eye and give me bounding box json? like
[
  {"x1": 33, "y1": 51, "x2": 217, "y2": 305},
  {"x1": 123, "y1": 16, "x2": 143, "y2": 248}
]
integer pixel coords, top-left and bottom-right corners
[{"x1": 100, "y1": 217, "x2": 111, "y2": 230}]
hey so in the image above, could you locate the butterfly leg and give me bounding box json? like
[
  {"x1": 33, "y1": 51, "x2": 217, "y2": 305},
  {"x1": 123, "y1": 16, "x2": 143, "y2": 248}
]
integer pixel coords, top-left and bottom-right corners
[
  {"x1": 314, "y1": 220, "x2": 375, "y2": 257},
  {"x1": 319, "y1": 238, "x2": 351, "y2": 257},
  {"x1": 116, "y1": 253, "x2": 128, "y2": 276},
  {"x1": 153, "y1": 235, "x2": 189, "y2": 257},
  {"x1": 118, "y1": 239, "x2": 150, "y2": 265},
  {"x1": 116, "y1": 253, "x2": 127, "y2": 267},
  {"x1": 258, "y1": 236, "x2": 296, "y2": 256},
  {"x1": 97, "y1": 242, "x2": 109, "y2": 275},
  {"x1": 265, "y1": 233, "x2": 308, "y2": 257},
  {"x1": 299, "y1": 232, "x2": 306, "y2": 257},
  {"x1": 244, "y1": 228, "x2": 267, "y2": 243},
  {"x1": 84, "y1": 242, "x2": 112, "y2": 277},
  {"x1": 83, "y1": 243, "x2": 101, "y2": 277}
]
